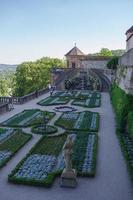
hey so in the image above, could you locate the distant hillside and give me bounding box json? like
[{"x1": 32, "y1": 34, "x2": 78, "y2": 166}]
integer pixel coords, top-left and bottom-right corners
[{"x1": 0, "y1": 64, "x2": 17, "y2": 71}]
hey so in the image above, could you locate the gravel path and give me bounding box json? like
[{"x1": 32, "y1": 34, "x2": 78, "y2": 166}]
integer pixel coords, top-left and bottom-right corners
[{"x1": 0, "y1": 92, "x2": 132, "y2": 200}]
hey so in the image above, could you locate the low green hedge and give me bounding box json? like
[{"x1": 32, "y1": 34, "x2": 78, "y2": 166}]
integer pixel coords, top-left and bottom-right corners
[
  {"x1": 0, "y1": 130, "x2": 32, "y2": 169},
  {"x1": 37, "y1": 96, "x2": 70, "y2": 106},
  {"x1": 8, "y1": 132, "x2": 98, "y2": 187},
  {"x1": 71, "y1": 98, "x2": 101, "y2": 108},
  {"x1": 8, "y1": 134, "x2": 67, "y2": 187},
  {"x1": 1, "y1": 110, "x2": 55, "y2": 128},
  {"x1": 31, "y1": 125, "x2": 57, "y2": 135},
  {"x1": 55, "y1": 111, "x2": 99, "y2": 132}
]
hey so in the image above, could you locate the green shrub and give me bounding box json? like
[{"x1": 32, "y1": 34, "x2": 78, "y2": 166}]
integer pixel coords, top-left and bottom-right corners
[
  {"x1": 107, "y1": 56, "x2": 118, "y2": 69},
  {"x1": 110, "y1": 84, "x2": 133, "y2": 180},
  {"x1": 111, "y1": 84, "x2": 133, "y2": 132},
  {"x1": 127, "y1": 111, "x2": 133, "y2": 138}
]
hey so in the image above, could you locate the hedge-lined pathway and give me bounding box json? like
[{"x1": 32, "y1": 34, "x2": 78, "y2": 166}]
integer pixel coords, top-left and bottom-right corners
[{"x1": 0, "y1": 92, "x2": 132, "y2": 200}]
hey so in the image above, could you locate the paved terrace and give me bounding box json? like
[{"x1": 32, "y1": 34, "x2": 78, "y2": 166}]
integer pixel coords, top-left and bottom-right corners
[{"x1": 0, "y1": 91, "x2": 132, "y2": 200}]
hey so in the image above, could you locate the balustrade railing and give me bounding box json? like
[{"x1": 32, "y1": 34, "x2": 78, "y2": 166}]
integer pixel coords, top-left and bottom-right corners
[
  {"x1": 0, "y1": 103, "x2": 9, "y2": 114},
  {"x1": 0, "y1": 88, "x2": 48, "y2": 107}
]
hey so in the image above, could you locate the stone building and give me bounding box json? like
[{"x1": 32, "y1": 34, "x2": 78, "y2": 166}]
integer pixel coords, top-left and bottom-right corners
[
  {"x1": 117, "y1": 26, "x2": 133, "y2": 94},
  {"x1": 65, "y1": 45, "x2": 111, "y2": 70},
  {"x1": 126, "y1": 26, "x2": 133, "y2": 52}
]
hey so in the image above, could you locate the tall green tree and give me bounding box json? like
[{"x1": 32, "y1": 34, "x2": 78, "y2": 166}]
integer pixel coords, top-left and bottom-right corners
[
  {"x1": 98, "y1": 48, "x2": 113, "y2": 56},
  {"x1": 0, "y1": 70, "x2": 15, "y2": 96},
  {"x1": 13, "y1": 57, "x2": 65, "y2": 96}
]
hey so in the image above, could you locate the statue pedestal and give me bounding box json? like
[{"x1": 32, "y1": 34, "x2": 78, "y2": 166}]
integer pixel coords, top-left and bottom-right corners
[{"x1": 60, "y1": 169, "x2": 77, "y2": 188}]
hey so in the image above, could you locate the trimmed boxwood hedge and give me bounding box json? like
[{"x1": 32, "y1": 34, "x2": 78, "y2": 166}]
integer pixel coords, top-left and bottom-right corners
[{"x1": 31, "y1": 125, "x2": 57, "y2": 135}]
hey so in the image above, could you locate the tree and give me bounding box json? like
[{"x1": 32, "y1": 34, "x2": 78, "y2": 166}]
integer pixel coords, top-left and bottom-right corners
[
  {"x1": 89, "y1": 48, "x2": 125, "y2": 57},
  {"x1": 0, "y1": 70, "x2": 15, "y2": 96},
  {"x1": 13, "y1": 57, "x2": 65, "y2": 96},
  {"x1": 111, "y1": 49, "x2": 125, "y2": 56},
  {"x1": 107, "y1": 57, "x2": 119, "y2": 70},
  {"x1": 98, "y1": 48, "x2": 113, "y2": 56}
]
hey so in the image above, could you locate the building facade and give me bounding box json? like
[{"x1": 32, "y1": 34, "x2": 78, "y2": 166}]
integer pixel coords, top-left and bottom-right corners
[
  {"x1": 117, "y1": 26, "x2": 133, "y2": 95},
  {"x1": 65, "y1": 46, "x2": 111, "y2": 70},
  {"x1": 126, "y1": 26, "x2": 133, "y2": 52}
]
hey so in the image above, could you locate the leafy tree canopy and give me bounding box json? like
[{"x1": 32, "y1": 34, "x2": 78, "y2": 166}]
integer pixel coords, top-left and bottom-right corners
[
  {"x1": 0, "y1": 70, "x2": 15, "y2": 96},
  {"x1": 98, "y1": 48, "x2": 113, "y2": 56},
  {"x1": 13, "y1": 57, "x2": 65, "y2": 97},
  {"x1": 90, "y1": 48, "x2": 125, "y2": 57}
]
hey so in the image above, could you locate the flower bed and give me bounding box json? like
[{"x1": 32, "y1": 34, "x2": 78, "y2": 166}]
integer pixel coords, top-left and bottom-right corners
[
  {"x1": 32, "y1": 125, "x2": 57, "y2": 135},
  {"x1": 8, "y1": 132, "x2": 98, "y2": 187},
  {"x1": 0, "y1": 128, "x2": 14, "y2": 143},
  {"x1": 37, "y1": 96, "x2": 70, "y2": 106},
  {"x1": 55, "y1": 111, "x2": 99, "y2": 131},
  {"x1": 52, "y1": 91, "x2": 77, "y2": 98},
  {"x1": 15, "y1": 155, "x2": 57, "y2": 181},
  {"x1": 8, "y1": 134, "x2": 67, "y2": 186},
  {"x1": 90, "y1": 113, "x2": 98, "y2": 130},
  {"x1": 72, "y1": 96, "x2": 101, "y2": 108},
  {"x1": 75, "y1": 91, "x2": 101, "y2": 99},
  {"x1": 0, "y1": 151, "x2": 12, "y2": 168},
  {"x1": 0, "y1": 130, "x2": 32, "y2": 168},
  {"x1": 1, "y1": 109, "x2": 55, "y2": 127},
  {"x1": 73, "y1": 132, "x2": 98, "y2": 176}
]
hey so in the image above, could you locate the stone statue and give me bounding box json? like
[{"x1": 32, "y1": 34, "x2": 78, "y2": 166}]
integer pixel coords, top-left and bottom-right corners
[
  {"x1": 63, "y1": 135, "x2": 73, "y2": 171},
  {"x1": 60, "y1": 135, "x2": 77, "y2": 187}
]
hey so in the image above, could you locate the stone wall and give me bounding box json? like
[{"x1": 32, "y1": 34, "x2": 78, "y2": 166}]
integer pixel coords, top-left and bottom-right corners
[
  {"x1": 119, "y1": 48, "x2": 133, "y2": 66},
  {"x1": 81, "y1": 60, "x2": 109, "y2": 69},
  {"x1": 117, "y1": 47, "x2": 133, "y2": 95},
  {"x1": 116, "y1": 65, "x2": 133, "y2": 95},
  {"x1": 126, "y1": 34, "x2": 133, "y2": 51}
]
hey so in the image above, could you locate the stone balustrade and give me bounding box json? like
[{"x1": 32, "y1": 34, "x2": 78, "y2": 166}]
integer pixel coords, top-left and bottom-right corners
[
  {"x1": 0, "y1": 103, "x2": 9, "y2": 114},
  {"x1": 0, "y1": 88, "x2": 48, "y2": 114}
]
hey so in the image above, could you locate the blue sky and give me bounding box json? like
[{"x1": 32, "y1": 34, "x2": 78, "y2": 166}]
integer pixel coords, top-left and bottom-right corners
[{"x1": 0, "y1": 0, "x2": 133, "y2": 64}]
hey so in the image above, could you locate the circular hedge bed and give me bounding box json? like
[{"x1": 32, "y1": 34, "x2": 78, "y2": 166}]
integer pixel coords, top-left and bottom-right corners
[
  {"x1": 32, "y1": 125, "x2": 57, "y2": 135},
  {"x1": 54, "y1": 106, "x2": 77, "y2": 113}
]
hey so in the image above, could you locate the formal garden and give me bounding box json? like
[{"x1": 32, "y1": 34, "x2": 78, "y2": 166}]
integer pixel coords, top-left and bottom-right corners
[
  {"x1": 8, "y1": 132, "x2": 98, "y2": 187},
  {"x1": 0, "y1": 91, "x2": 100, "y2": 187},
  {"x1": 38, "y1": 90, "x2": 101, "y2": 108}
]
